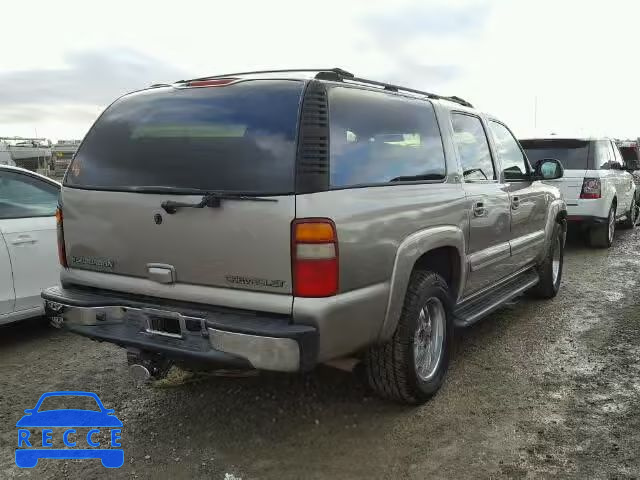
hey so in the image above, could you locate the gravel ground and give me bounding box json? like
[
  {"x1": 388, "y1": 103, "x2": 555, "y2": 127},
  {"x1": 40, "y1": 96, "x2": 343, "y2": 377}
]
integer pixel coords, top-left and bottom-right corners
[{"x1": 1, "y1": 227, "x2": 639, "y2": 479}]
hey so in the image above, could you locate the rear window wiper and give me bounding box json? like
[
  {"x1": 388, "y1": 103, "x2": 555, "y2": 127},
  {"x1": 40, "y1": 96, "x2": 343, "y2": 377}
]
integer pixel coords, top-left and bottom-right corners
[{"x1": 161, "y1": 192, "x2": 277, "y2": 214}]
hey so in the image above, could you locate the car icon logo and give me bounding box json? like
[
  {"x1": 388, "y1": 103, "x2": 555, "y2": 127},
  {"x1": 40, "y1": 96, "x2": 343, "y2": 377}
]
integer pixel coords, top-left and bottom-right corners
[{"x1": 15, "y1": 391, "x2": 123, "y2": 468}]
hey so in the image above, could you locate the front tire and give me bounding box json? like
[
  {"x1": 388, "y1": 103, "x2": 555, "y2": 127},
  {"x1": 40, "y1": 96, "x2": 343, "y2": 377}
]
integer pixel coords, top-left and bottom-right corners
[
  {"x1": 589, "y1": 203, "x2": 615, "y2": 248},
  {"x1": 528, "y1": 222, "x2": 564, "y2": 299},
  {"x1": 364, "y1": 271, "x2": 453, "y2": 404}
]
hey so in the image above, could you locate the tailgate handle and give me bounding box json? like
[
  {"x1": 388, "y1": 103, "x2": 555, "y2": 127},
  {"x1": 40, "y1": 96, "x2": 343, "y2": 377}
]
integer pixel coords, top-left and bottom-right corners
[{"x1": 147, "y1": 264, "x2": 176, "y2": 284}]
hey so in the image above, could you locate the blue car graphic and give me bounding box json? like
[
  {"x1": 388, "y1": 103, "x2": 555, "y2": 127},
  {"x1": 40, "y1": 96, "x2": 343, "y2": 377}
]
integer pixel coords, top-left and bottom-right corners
[{"x1": 16, "y1": 391, "x2": 123, "y2": 468}]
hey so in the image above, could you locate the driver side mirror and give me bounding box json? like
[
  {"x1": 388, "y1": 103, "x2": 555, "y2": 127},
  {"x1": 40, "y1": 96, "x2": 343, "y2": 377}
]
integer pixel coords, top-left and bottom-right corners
[{"x1": 534, "y1": 158, "x2": 564, "y2": 180}]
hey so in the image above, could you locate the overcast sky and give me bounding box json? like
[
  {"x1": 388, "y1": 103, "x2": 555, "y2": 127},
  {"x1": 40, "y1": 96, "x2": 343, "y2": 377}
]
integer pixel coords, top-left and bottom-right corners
[{"x1": 1, "y1": 0, "x2": 639, "y2": 141}]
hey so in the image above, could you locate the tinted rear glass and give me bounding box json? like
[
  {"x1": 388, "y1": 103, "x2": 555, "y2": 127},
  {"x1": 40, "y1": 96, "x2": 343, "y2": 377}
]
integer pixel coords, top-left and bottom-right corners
[
  {"x1": 66, "y1": 80, "x2": 304, "y2": 193},
  {"x1": 329, "y1": 87, "x2": 446, "y2": 187},
  {"x1": 519, "y1": 139, "x2": 590, "y2": 170}
]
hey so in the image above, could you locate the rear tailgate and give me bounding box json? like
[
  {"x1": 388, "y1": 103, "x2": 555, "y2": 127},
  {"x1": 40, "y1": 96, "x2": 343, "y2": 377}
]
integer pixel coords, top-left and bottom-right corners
[
  {"x1": 62, "y1": 189, "x2": 295, "y2": 294},
  {"x1": 62, "y1": 79, "x2": 305, "y2": 303},
  {"x1": 520, "y1": 138, "x2": 590, "y2": 202},
  {"x1": 543, "y1": 169, "x2": 588, "y2": 203}
]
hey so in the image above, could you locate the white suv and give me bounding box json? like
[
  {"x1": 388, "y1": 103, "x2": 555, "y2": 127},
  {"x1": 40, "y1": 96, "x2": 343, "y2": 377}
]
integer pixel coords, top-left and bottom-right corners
[{"x1": 520, "y1": 136, "x2": 637, "y2": 248}]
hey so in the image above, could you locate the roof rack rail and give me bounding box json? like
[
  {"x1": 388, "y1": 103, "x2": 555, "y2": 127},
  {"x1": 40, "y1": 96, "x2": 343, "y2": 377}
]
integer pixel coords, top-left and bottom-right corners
[
  {"x1": 173, "y1": 68, "x2": 473, "y2": 108},
  {"x1": 442, "y1": 95, "x2": 474, "y2": 108},
  {"x1": 315, "y1": 69, "x2": 474, "y2": 108},
  {"x1": 176, "y1": 68, "x2": 355, "y2": 84}
]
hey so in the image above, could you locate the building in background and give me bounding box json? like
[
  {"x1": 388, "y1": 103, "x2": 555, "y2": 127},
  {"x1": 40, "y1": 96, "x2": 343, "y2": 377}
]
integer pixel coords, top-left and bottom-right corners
[
  {"x1": 0, "y1": 137, "x2": 52, "y2": 172},
  {"x1": 51, "y1": 139, "x2": 82, "y2": 178}
]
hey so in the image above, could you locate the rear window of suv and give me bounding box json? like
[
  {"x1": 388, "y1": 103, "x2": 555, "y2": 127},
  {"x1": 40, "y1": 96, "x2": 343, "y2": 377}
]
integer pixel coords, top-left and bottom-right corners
[
  {"x1": 66, "y1": 80, "x2": 304, "y2": 193},
  {"x1": 519, "y1": 139, "x2": 590, "y2": 170},
  {"x1": 328, "y1": 87, "x2": 446, "y2": 187}
]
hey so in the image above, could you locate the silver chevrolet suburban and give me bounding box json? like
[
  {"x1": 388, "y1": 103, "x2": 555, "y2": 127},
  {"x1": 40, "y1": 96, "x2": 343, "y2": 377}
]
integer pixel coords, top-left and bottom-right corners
[{"x1": 43, "y1": 68, "x2": 567, "y2": 404}]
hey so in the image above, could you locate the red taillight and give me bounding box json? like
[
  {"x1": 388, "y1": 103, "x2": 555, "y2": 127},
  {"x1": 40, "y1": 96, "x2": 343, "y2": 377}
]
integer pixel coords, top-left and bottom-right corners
[
  {"x1": 580, "y1": 178, "x2": 601, "y2": 199},
  {"x1": 55, "y1": 207, "x2": 68, "y2": 268},
  {"x1": 292, "y1": 219, "x2": 338, "y2": 297},
  {"x1": 186, "y1": 78, "x2": 237, "y2": 87}
]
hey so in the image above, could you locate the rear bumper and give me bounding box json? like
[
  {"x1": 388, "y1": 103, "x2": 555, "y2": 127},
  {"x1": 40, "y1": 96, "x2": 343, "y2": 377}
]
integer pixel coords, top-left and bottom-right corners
[
  {"x1": 565, "y1": 198, "x2": 610, "y2": 220},
  {"x1": 566, "y1": 215, "x2": 608, "y2": 226},
  {"x1": 42, "y1": 286, "x2": 318, "y2": 372}
]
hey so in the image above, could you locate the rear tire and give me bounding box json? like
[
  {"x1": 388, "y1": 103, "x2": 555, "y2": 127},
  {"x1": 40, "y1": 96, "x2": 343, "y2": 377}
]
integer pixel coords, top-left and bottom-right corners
[
  {"x1": 621, "y1": 196, "x2": 637, "y2": 229},
  {"x1": 588, "y1": 204, "x2": 615, "y2": 248},
  {"x1": 528, "y1": 222, "x2": 564, "y2": 299},
  {"x1": 364, "y1": 271, "x2": 453, "y2": 404}
]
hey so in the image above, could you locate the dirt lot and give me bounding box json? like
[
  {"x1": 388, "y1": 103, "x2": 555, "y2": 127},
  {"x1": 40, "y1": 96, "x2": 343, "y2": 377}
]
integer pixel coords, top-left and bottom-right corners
[{"x1": 1, "y1": 228, "x2": 639, "y2": 479}]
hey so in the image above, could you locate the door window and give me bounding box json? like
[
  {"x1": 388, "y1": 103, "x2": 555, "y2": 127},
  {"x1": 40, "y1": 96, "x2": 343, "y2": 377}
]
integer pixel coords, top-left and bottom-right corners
[
  {"x1": 451, "y1": 113, "x2": 495, "y2": 182},
  {"x1": 488, "y1": 121, "x2": 529, "y2": 180},
  {"x1": 0, "y1": 172, "x2": 59, "y2": 219}
]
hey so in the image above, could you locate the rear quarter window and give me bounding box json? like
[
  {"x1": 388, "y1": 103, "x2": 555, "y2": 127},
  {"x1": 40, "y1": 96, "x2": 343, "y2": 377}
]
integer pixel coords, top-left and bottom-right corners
[{"x1": 328, "y1": 87, "x2": 446, "y2": 187}]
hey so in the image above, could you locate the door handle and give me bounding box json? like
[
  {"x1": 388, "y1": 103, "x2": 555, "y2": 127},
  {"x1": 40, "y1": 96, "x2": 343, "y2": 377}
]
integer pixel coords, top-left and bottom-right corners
[
  {"x1": 511, "y1": 196, "x2": 520, "y2": 210},
  {"x1": 473, "y1": 202, "x2": 488, "y2": 217},
  {"x1": 11, "y1": 235, "x2": 37, "y2": 245}
]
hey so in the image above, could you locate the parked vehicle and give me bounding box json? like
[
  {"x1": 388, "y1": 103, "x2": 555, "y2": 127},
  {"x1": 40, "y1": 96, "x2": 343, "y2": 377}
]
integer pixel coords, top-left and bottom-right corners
[
  {"x1": 42, "y1": 68, "x2": 566, "y2": 404},
  {"x1": 617, "y1": 141, "x2": 640, "y2": 191},
  {"x1": 520, "y1": 136, "x2": 637, "y2": 247},
  {"x1": 0, "y1": 165, "x2": 60, "y2": 325}
]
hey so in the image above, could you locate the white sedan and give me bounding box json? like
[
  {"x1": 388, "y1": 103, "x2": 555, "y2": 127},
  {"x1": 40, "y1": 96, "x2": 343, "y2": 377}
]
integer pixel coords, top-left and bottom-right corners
[{"x1": 0, "y1": 165, "x2": 60, "y2": 325}]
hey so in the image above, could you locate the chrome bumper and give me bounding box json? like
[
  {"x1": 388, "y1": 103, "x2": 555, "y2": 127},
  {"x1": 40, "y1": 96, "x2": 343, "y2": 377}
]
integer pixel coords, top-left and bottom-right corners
[{"x1": 43, "y1": 286, "x2": 318, "y2": 372}]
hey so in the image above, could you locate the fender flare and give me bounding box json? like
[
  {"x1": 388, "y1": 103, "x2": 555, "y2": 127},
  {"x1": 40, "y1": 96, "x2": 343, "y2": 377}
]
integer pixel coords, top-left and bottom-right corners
[
  {"x1": 377, "y1": 225, "x2": 466, "y2": 342},
  {"x1": 537, "y1": 198, "x2": 567, "y2": 264}
]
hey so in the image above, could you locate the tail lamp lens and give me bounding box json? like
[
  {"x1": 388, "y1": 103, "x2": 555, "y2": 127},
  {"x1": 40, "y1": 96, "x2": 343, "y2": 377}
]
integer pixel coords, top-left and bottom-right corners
[
  {"x1": 292, "y1": 219, "x2": 338, "y2": 297},
  {"x1": 580, "y1": 178, "x2": 601, "y2": 199},
  {"x1": 55, "y1": 207, "x2": 68, "y2": 268}
]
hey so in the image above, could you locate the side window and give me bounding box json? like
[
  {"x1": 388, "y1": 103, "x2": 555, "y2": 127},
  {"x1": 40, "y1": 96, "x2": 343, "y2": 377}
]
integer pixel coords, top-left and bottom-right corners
[
  {"x1": 329, "y1": 87, "x2": 446, "y2": 187},
  {"x1": 488, "y1": 121, "x2": 529, "y2": 180},
  {"x1": 0, "y1": 171, "x2": 59, "y2": 219},
  {"x1": 451, "y1": 113, "x2": 495, "y2": 182},
  {"x1": 595, "y1": 140, "x2": 612, "y2": 169}
]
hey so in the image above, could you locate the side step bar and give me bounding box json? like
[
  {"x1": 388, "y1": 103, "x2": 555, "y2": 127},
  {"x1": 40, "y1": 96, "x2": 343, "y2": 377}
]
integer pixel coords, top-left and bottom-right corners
[{"x1": 453, "y1": 269, "x2": 539, "y2": 328}]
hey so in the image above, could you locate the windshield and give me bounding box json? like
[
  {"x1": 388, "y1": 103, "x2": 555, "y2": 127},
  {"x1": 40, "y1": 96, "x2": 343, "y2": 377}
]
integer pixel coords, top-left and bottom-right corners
[
  {"x1": 519, "y1": 139, "x2": 590, "y2": 170},
  {"x1": 66, "y1": 80, "x2": 304, "y2": 193}
]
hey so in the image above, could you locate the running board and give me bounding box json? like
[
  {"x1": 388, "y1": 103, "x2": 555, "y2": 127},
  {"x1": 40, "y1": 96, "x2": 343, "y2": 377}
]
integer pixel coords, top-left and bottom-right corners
[{"x1": 454, "y1": 269, "x2": 539, "y2": 328}]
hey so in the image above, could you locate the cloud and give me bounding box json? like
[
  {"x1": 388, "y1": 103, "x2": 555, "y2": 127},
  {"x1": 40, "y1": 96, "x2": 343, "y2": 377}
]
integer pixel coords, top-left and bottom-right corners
[
  {"x1": 363, "y1": 1, "x2": 492, "y2": 44},
  {"x1": 0, "y1": 48, "x2": 184, "y2": 107},
  {"x1": 358, "y1": 1, "x2": 493, "y2": 91}
]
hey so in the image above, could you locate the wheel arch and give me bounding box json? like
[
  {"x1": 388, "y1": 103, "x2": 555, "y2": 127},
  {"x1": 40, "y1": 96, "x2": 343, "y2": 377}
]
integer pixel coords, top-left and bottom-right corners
[
  {"x1": 536, "y1": 198, "x2": 567, "y2": 263},
  {"x1": 377, "y1": 226, "x2": 465, "y2": 342}
]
